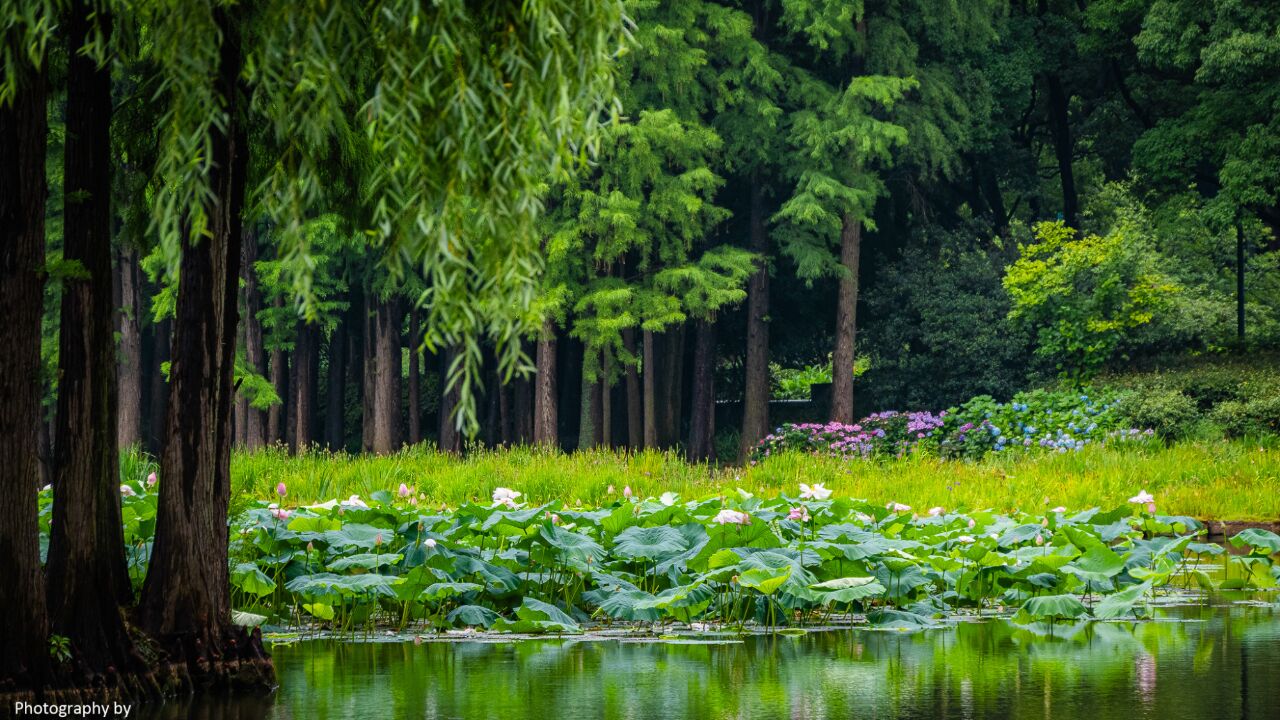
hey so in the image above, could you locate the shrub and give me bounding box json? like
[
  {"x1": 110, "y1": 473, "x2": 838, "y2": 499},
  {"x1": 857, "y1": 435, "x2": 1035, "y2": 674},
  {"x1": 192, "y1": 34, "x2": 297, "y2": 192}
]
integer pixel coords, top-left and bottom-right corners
[
  {"x1": 1116, "y1": 388, "x2": 1200, "y2": 439},
  {"x1": 1213, "y1": 393, "x2": 1280, "y2": 438}
]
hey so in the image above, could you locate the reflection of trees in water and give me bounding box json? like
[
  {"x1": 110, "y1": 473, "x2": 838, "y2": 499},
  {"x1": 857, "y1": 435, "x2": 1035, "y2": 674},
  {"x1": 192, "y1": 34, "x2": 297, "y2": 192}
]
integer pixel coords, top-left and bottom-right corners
[{"x1": 135, "y1": 604, "x2": 1279, "y2": 720}]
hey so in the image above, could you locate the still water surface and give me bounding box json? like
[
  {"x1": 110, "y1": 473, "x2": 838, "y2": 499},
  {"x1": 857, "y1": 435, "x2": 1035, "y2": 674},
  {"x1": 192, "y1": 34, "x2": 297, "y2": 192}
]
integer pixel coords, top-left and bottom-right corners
[{"x1": 138, "y1": 601, "x2": 1279, "y2": 720}]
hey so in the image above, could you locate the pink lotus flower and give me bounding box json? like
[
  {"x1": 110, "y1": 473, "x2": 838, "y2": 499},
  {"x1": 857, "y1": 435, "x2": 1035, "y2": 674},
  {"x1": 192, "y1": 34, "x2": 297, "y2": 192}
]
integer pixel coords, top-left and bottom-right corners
[
  {"x1": 799, "y1": 483, "x2": 832, "y2": 500},
  {"x1": 927, "y1": 506, "x2": 945, "y2": 517},
  {"x1": 146, "y1": 472, "x2": 157, "y2": 487},
  {"x1": 276, "y1": 482, "x2": 287, "y2": 498},
  {"x1": 714, "y1": 509, "x2": 749, "y2": 525},
  {"x1": 967, "y1": 518, "x2": 976, "y2": 529},
  {"x1": 623, "y1": 486, "x2": 633, "y2": 499},
  {"x1": 398, "y1": 483, "x2": 411, "y2": 498},
  {"x1": 1051, "y1": 506, "x2": 1066, "y2": 513},
  {"x1": 1035, "y1": 534, "x2": 1044, "y2": 546},
  {"x1": 887, "y1": 502, "x2": 911, "y2": 513},
  {"x1": 271, "y1": 508, "x2": 290, "y2": 521},
  {"x1": 120, "y1": 484, "x2": 136, "y2": 497},
  {"x1": 787, "y1": 506, "x2": 810, "y2": 523}
]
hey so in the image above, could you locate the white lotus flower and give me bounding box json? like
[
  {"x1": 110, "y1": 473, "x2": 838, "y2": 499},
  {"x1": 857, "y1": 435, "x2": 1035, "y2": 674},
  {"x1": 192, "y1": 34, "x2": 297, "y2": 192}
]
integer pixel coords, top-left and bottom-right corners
[
  {"x1": 713, "y1": 509, "x2": 749, "y2": 525},
  {"x1": 492, "y1": 487, "x2": 522, "y2": 508},
  {"x1": 799, "y1": 483, "x2": 832, "y2": 500},
  {"x1": 855, "y1": 512, "x2": 874, "y2": 523},
  {"x1": 424, "y1": 538, "x2": 437, "y2": 549},
  {"x1": 659, "y1": 492, "x2": 679, "y2": 506},
  {"x1": 343, "y1": 494, "x2": 370, "y2": 509},
  {"x1": 120, "y1": 484, "x2": 136, "y2": 497},
  {"x1": 1128, "y1": 490, "x2": 1155, "y2": 505},
  {"x1": 887, "y1": 502, "x2": 911, "y2": 513},
  {"x1": 927, "y1": 506, "x2": 945, "y2": 517},
  {"x1": 958, "y1": 535, "x2": 976, "y2": 544}
]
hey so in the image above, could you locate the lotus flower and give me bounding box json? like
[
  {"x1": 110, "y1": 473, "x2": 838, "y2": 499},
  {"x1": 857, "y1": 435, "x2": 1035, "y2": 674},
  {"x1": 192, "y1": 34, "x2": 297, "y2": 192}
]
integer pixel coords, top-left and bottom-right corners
[
  {"x1": 856, "y1": 512, "x2": 873, "y2": 523},
  {"x1": 787, "y1": 506, "x2": 811, "y2": 523},
  {"x1": 146, "y1": 472, "x2": 158, "y2": 487},
  {"x1": 1035, "y1": 534, "x2": 1044, "y2": 546},
  {"x1": 967, "y1": 518, "x2": 976, "y2": 529},
  {"x1": 344, "y1": 495, "x2": 369, "y2": 509},
  {"x1": 306, "y1": 541, "x2": 314, "y2": 552},
  {"x1": 887, "y1": 502, "x2": 911, "y2": 513},
  {"x1": 375, "y1": 533, "x2": 383, "y2": 546},
  {"x1": 120, "y1": 484, "x2": 136, "y2": 497},
  {"x1": 607, "y1": 484, "x2": 615, "y2": 494},
  {"x1": 799, "y1": 483, "x2": 832, "y2": 500},
  {"x1": 958, "y1": 535, "x2": 976, "y2": 544},
  {"x1": 492, "y1": 487, "x2": 522, "y2": 508},
  {"x1": 623, "y1": 486, "x2": 633, "y2": 499},
  {"x1": 659, "y1": 492, "x2": 678, "y2": 506},
  {"x1": 424, "y1": 538, "x2": 437, "y2": 549},
  {"x1": 398, "y1": 483, "x2": 411, "y2": 498},
  {"x1": 1051, "y1": 506, "x2": 1066, "y2": 513},
  {"x1": 713, "y1": 509, "x2": 749, "y2": 525},
  {"x1": 271, "y1": 508, "x2": 290, "y2": 521},
  {"x1": 927, "y1": 506, "x2": 945, "y2": 517},
  {"x1": 276, "y1": 482, "x2": 287, "y2": 498},
  {"x1": 1128, "y1": 489, "x2": 1154, "y2": 505}
]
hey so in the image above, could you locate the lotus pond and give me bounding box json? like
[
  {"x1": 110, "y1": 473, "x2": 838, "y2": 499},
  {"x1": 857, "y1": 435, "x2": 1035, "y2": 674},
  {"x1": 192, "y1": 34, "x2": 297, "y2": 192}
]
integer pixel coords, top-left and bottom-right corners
[{"x1": 82, "y1": 482, "x2": 1280, "y2": 632}]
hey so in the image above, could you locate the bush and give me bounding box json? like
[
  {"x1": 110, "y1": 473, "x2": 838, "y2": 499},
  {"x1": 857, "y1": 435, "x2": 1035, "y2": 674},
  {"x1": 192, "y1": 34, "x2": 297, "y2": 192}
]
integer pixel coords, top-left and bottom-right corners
[
  {"x1": 1116, "y1": 388, "x2": 1200, "y2": 439},
  {"x1": 1212, "y1": 393, "x2": 1280, "y2": 438}
]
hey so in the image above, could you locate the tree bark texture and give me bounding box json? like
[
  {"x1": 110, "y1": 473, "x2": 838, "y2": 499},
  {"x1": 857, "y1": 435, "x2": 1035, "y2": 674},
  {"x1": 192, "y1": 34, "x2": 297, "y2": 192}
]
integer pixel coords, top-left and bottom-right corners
[
  {"x1": 138, "y1": 8, "x2": 273, "y2": 690},
  {"x1": 117, "y1": 244, "x2": 143, "y2": 450},
  {"x1": 642, "y1": 329, "x2": 657, "y2": 448},
  {"x1": 407, "y1": 307, "x2": 421, "y2": 444},
  {"x1": 267, "y1": 294, "x2": 287, "y2": 446},
  {"x1": 324, "y1": 316, "x2": 346, "y2": 450},
  {"x1": 47, "y1": 4, "x2": 145, "y2": 684},
  {"x1": 0, "y1": 54, "x2": 49, "y2": 696},
  {"x1": 371, "y1": 298, "x2": 401, "y2": 454},
  {"x1": 291, "y1": 321, "x2": 316, "y2": 453},
  {"x1": 438, "y1": 347, "x2": 463, "y2": 453},
  {"x1": 829, "y1": 215, "x2": 861, "y2": 424},
  {"x1": 623, "y1": 328, "x2": 642, "y2": 448},
  {"x1": 739, "y1": 179, "x2": 770, "y2": 458},
  {"x1": 687, "y1": 320, "x2": 716, "y2": 463},
  {"x1": 533, "y1": 319, "x2": 558, "y2": 447},
  {"x1": 242, "y1": 226, "x2": 265, "y2": 449}
]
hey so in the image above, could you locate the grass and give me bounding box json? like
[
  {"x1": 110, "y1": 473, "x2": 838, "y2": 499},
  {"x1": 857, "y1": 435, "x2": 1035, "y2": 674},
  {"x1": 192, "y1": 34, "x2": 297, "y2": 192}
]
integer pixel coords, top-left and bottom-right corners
[{"x1": 213, "y1": 439, "x2": 1280, "y2": 521}]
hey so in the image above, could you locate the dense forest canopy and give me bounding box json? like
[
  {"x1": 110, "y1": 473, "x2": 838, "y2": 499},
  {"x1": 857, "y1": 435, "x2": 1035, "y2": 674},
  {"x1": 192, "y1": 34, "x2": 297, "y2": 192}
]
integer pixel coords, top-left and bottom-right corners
[{"x1": 3, "y1": 0, "x2": 1280, "y2": 701}]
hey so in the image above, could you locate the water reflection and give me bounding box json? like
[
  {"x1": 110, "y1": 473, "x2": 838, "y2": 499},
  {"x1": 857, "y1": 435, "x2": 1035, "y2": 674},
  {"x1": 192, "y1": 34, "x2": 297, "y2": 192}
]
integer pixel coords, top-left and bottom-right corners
[{"x1": 137, "y1": 603, "x2": 1279, "y2": 720}]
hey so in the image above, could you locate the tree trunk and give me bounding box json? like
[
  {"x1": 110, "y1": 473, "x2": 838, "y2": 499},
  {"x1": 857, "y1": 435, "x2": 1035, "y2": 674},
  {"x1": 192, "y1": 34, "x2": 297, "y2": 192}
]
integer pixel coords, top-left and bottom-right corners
[
  {"x1": 47, "y1": 4, "x2": 149, "y2": 686},
  {"x1": 267, "y1": 294, "x2": 288, "y2": 446},
  {"x1": 138, "y1": 8, "x2": 273, "y2": 689},
  {"x1": 361, "y1": 288, "x2": 376, "y2": 452},
  {"x1": 291, "y1": 321, "x2": 315, "y2": 453},
  {"x1": 657, "y1": 327, "x2": 686, "y2": 448},
  {"x1": 407, "y1": 307, "x2": 422, "y2": 444},
  {"x1": 829, "y1": 214, "x2": 862, "y2": 424},
  {"x1": 324, "y1": 316, "x2": 346, "y2": 450},
  {"x1": 642, "y1": 329, "x2": 657, "y2": 448},
  {"x1": 371, "y1": 298, "x2": 401, "y2": 454},
  {"x1": 687, "y1": 320, "x2": 716, "y2": 463},
  {"x1": 533, "y1": 319, "x2": 558, "y2": 447},
  {"x1": 242, "y1": 226, "x2": 265, "y2": 449},
  {"x1": 1045, "y1": 73, "x2": 1078, "y2": 229},
  {"x1": 438, "y1": 347, "x2": 462, "y2": 453},
  {"x1": 577, "y1": 348, "x2": 600, "y2": 450},
  {"x1": 601, "y1": 352, "x2": 613, "y2": 447},
  {"x1": 0, "y1": 53, "x2": 49, "y2": 696},
  {"x1": 148, "y1": 318, "x2": 171, "y2": 455},
  {"x1": 234, "y1": 312, "x2": 248, "y2": 448},
  {"x1": 512, "y1": 373, "x2": 533, "y2": 444},
  {"x1": 117, "y1": 244, "x2": 144, "y2": 450},
  {"x1": 739, "y1": 179, "x2": 770, "y2": 458},
  {"x1": 623, "y1": 328, "x2": 643, "y2": 448}
]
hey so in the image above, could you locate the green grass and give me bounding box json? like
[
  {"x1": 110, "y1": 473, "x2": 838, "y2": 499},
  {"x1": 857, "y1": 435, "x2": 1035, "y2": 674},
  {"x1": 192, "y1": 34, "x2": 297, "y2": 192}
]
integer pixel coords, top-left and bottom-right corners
[{"x1": 214, "y1": 440, "x2": 1280, "y2": 521}]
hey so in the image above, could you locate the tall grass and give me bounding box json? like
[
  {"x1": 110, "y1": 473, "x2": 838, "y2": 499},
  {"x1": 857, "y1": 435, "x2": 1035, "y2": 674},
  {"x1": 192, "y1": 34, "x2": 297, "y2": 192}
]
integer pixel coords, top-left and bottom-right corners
[{"x1": 224, "y1": 440, "x2": 1280, "y2": 520}]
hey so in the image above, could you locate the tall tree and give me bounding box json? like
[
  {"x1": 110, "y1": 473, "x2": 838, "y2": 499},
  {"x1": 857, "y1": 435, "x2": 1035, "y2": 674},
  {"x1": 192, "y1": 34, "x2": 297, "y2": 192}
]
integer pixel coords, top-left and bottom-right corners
[
  {"x1": 0, "y1": 16, "x2": 51, "y2": 696},
  {"x1": 116, "y1": 244, "x2": 143, "y2": 449},
  {"x1": 45, "y1": 0, "x2": 147, "y2": 687}
]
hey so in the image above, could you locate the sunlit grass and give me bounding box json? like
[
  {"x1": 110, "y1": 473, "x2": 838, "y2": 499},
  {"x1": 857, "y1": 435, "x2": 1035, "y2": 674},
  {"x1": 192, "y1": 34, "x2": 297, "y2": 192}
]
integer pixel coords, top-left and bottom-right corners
[{"x1": 216, "y1": 440, "x2": 1280, "y2": 520}]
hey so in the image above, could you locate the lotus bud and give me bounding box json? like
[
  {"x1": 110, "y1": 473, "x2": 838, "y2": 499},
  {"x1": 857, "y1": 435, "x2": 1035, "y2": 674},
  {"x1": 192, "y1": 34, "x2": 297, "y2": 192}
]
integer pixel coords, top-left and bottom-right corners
[
  {"x1": 607, "y1": 485, "x2": 615, "y2": 495},
  {"x1": 375, "y1": 533, "x2": 383, "y2": 546},
  {"x1": 623, "y1": 486, "x2": 633, "y2": 499},
  {"x1": 398, "y1": 483, "x2": 411, "y2": 498},
  {"x1": 276, "y1": 482, "x2": 287, "y2": 498},
  {"x1": 146, "y1": 472, "x2": 158, "y2": 487},
  {"x1": 306, "y1": 541, "x2": 314, "y2": 552}
]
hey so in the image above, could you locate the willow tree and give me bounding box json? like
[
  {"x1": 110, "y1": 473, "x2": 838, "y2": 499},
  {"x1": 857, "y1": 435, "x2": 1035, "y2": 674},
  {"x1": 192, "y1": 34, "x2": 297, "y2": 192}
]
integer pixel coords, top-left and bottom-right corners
[{"x1": 132, "y1": 0, "x2": 626, "y2": 688}]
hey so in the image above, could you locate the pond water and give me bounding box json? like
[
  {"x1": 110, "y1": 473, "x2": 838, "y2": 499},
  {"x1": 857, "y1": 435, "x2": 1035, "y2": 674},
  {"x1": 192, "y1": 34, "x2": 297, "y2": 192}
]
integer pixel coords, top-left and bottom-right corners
[{"x1": 138, "y1": 600, "x2": 1279, "y2": 720}]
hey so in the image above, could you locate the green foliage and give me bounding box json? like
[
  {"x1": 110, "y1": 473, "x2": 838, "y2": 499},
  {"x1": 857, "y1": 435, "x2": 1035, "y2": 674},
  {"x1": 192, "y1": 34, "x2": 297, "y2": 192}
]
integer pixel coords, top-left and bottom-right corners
[
  {"x1": 1212, "y1": 394, "x2": 1280, "y2": 439},
  {"x1": 1116, "y1": 389, "x2": 1199, "y2": 440},
  {"x1": 1005, "y1": 220, "x2": 1180, "y2": 380}
]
